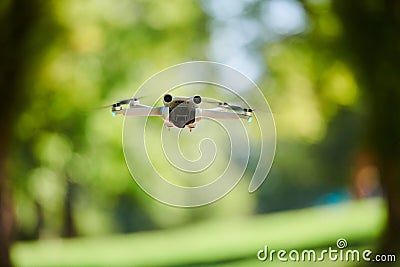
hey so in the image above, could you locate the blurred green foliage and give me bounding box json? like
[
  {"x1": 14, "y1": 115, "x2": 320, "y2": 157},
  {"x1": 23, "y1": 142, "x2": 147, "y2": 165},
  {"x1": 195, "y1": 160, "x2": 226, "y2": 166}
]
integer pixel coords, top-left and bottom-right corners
[
  {"x1": 10, "y1": 0, "x2": 210, "y2": 238},
  {"x1": 6, "y1": 1, "x2": 385, "y2": 265}
]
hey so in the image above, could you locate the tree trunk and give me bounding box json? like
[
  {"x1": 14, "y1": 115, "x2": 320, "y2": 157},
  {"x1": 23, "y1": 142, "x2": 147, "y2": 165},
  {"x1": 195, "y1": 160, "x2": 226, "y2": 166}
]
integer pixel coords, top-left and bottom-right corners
[
  {"x1": 0, "y1": 1, "x2": 46, "y2": 265},
  {"x1": 0, "y1": 158, "x2": 13, "y2": 267},
  {"x1": 333, "y1": 0, "x2": 400, "y2": 259},
  {"x1": 62, "y1": 179, "x2": 77, "y2": 238}
]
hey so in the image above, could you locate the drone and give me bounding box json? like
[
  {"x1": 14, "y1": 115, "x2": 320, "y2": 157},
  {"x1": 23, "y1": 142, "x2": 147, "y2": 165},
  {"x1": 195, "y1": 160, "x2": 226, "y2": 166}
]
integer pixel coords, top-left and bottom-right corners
[{"x1": 110, "y1": 94, "x2": 253, "y2": 131}]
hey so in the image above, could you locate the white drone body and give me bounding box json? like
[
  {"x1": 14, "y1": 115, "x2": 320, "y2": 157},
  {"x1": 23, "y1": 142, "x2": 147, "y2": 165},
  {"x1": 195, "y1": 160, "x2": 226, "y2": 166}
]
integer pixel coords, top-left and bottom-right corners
[{"x1": 111, "y1": 94, "x2": 253, "y2": 131}]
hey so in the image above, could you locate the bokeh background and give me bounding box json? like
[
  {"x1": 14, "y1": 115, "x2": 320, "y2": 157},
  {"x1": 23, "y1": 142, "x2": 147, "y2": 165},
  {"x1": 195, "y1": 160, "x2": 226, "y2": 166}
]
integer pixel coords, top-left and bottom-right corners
[{"x1": 1, "y1": 0, "x2": 399, "y2": 266}]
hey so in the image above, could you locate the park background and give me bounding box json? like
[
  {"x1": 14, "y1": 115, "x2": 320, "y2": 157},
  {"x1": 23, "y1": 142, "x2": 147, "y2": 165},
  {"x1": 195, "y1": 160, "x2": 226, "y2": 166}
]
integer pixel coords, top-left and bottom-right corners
[{"x1": 0, "y1": 0, "x2": 399, "y2": 266}]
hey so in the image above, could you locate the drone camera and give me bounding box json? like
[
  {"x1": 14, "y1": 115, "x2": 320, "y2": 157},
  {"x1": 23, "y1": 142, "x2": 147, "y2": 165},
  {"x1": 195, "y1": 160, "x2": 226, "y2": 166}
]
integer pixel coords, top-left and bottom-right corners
[
  {"x1": 164, "y1": 94, "x2": 173, "y2": 103},
  {"x1": 193, "y1": 95, "x2": 202, "y2": 104}
]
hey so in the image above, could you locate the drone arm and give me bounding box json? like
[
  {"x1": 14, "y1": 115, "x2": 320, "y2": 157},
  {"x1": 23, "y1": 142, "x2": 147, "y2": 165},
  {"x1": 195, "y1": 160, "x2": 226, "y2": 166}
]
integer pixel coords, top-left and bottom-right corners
[
  {"x1": 199, "y1": 108, "x2": 252, "y2": 121},
  {"x1": 113, "y1": 106, "x2": 165, "y2": 117}
]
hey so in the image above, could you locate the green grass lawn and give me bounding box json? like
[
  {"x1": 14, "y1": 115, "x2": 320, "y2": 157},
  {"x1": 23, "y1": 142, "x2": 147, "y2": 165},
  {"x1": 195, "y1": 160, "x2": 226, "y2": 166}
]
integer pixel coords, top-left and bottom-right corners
[{"x1": 11, "y1": 198, "x2": 385, "y2": 267}]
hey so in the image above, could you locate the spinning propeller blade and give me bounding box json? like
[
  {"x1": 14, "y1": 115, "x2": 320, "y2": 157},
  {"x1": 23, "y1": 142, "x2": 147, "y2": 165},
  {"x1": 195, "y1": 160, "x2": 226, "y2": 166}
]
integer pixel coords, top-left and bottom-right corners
[
  {"x1": 118, "y1": 96, "x2": 145, "y2": 105},
  {"x1": 203, "y1": 98, "x2": 251, "y2": 113},
  {"x1": 94, "y1": 96, "x2": 146, "y2": 110}
]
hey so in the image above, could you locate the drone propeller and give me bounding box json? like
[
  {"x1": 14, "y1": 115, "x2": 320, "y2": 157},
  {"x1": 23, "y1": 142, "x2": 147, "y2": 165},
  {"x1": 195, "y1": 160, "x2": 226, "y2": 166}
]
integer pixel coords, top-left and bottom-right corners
[
  {"x1": 223, "y1": 102, "x2": 248, "y2": 112},
  {"x1": 117, "y1": 96, "x2": 145, "y2": 105},
  {"x1": 94, "y1": 96, "x2": 145, "y2": 110},
  {"x1": 118, "y1": 98, "x2": 135, "y2": 105}
]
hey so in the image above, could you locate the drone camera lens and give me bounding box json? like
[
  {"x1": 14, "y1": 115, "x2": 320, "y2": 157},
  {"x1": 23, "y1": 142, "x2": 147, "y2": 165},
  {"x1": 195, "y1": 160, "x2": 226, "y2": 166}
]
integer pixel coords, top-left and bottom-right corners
[
  {"x1": 193, "y1": 95, "x2": 202, "y2": 104},
  {"x1": 164, "y1": 94, "x2": 173, "y2": 103}
]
